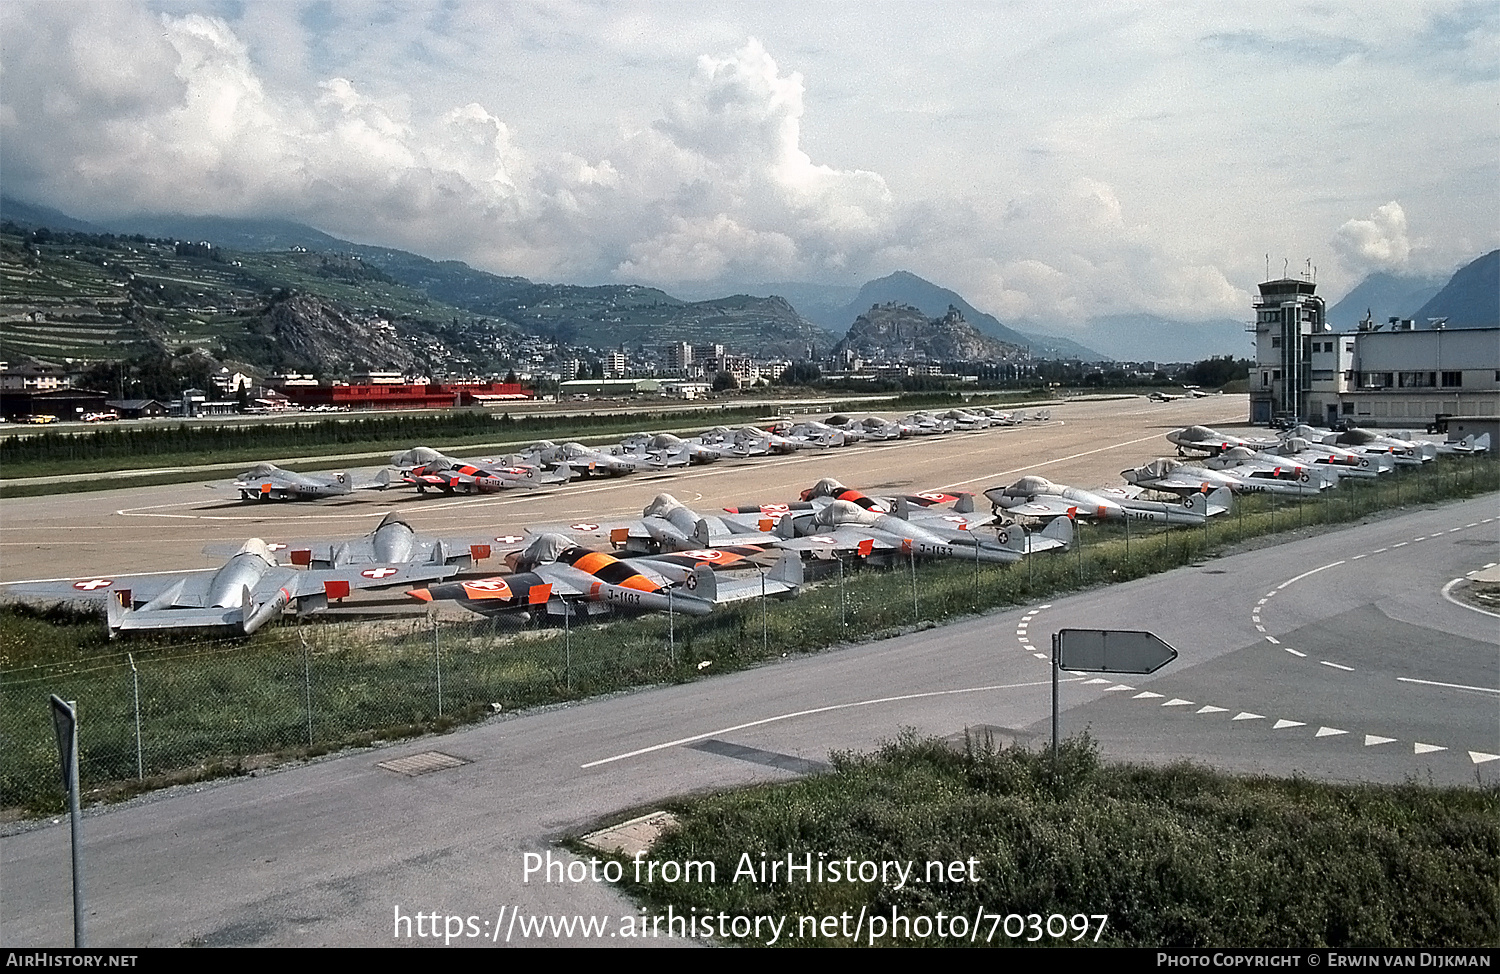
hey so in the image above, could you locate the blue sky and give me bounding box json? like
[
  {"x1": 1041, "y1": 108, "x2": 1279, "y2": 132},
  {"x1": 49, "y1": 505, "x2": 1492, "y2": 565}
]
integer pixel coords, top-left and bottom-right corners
[{"x1": 2, "y1": 1, "x2": 1495, "y2": 332}]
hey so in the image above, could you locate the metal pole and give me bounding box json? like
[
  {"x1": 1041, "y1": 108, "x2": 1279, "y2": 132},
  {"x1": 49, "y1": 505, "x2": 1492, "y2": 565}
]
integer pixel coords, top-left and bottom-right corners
[
  {"x1": 838, "y1": 555, "x2": 846, "y2": 627},
  {"x1": 668, "y1": 586, "x2": 675, "y2": 666},
  {"x1": 434, "y1": 618, "x2": 443, "y2": 717},
  {"x1": 128, "y1": 653, "x2": 142, "y2": 780},
  {"x1": 51, "y1": 695, "x2": 85, "y2": 947},
  {"x1": 1124, "y1": 513, "x2": 1130, "y2": 561},
  {"x1": 301, "y1": 634, "x2": 313, "y2": 747},
  {"x1": 1076, "y1": 518, "x2": 1083, "y2": 580},
  {"x1": 565, "y1": 605, "x2": 571, "y2": 691},
  {"x1": 909, "y1": 546, "x2": 918, "y2": 620},
  {"x1": 973, "y1": 535, "x2": 980, "y2": 606},
  {"x1": 1051, "y1": 634, "x2": 1060, "y2": 766},
  {"x1": 760, "y1": 568, "x2": 767, "y2": 654}
]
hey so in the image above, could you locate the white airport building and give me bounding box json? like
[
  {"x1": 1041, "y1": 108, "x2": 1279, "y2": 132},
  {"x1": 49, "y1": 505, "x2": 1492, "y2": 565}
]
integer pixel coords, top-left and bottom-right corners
[{"x1": 1248, "y1": 277, "x2": 1499, "y2": 428}]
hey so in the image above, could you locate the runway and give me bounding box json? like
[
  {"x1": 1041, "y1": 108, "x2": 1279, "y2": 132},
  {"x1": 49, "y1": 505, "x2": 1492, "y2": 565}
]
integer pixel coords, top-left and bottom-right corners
[{"x1": 0, "y1": 395, "x2": 1247, "y2": 586}]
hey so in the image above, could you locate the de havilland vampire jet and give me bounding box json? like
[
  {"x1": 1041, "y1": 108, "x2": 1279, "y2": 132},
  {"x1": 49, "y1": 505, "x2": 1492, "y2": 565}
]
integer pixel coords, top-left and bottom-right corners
[
  {"x1": 986, "y1": 476, "x2": 1232, "y2": 524},
  {"x1": 1165, "y1": 426, "x2": 1279, "y2": 457},
  {"x1": 206, "y1": 512, "x2": 494, "y2": 572},
  {"x1": 390, "y1": 447, "x2": 573, "y2": 494},
  {"x1": 765, "y1": 498, "x2": 1071, "y2": 563},
  {"x1": 230, "y1": 463, "x2": 391, "y2": 502},
  {"x1": 2, "y1": 534, "x2": 456, "y2": 636},
  {"x1": 513, "y1": 440, "x2": 645, "y2": 476},
  {"x1": 543, "y1": 493, "x2": 781, "y2": 556},
  {"x1": 408, "y1": 533, "x2": 801, "y2": 620}
]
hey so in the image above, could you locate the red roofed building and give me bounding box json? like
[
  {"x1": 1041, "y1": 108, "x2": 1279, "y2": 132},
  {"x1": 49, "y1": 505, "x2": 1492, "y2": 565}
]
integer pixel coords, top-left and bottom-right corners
[{"x1": 282, "y1": 381, "x2": 532, "y2": 411}]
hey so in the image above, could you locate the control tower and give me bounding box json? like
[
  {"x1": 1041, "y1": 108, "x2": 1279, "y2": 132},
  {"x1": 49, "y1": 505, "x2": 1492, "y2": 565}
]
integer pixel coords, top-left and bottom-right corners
[{"x1": 1248, "y1": 277, "x2": 1326, "y2": 424}]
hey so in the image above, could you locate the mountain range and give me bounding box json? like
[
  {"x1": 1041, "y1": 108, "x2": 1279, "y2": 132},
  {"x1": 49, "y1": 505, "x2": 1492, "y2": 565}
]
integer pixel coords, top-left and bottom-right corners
[{"x1": 2, "y1": 197, "x2": 1493, "y2": 368}]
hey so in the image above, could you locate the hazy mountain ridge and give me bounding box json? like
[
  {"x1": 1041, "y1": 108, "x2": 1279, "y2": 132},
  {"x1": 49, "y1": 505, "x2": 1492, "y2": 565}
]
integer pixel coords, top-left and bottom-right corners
[{"x1": 1412, "y1": 250, "x2": 1498, "y2": 327}]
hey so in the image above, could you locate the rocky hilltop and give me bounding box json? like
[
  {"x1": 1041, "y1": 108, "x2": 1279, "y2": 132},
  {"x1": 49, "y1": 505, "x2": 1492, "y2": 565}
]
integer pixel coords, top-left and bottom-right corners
[
  {"x1": 234, "y1": 293, "x2": 427, "y2": 374},
  {"x1": 832, "y1": 303, "x2": 1027, "y2": 364}
]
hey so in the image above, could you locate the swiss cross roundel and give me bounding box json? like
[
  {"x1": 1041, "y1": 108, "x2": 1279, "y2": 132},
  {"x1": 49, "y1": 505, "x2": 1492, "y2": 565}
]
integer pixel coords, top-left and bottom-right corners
[
  {"x1": 361, "y1": 567, "x2": 400, "y2": 579},
  {"x1": 73, "y1": 578, "x2": 114, "y2": 590},
  {"x1": 571, "y1": 522, "x2": 599, "y2": 531},
  {"x1": 465, "y1": 578, "x2": 512, "y2": 592}
]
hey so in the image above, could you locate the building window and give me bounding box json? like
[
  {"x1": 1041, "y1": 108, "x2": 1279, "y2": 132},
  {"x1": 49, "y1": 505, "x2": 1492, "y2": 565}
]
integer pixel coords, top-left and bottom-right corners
[
  {"x1": 1441, "y1": 371, "x2": 1462, "y2": 387},
  {"x1": 1342, "y1": 402, "x2": 1354, "y2": 415},
  {"x1": 1271, "y1": 337, "x2": 1281, "y2": 348}
]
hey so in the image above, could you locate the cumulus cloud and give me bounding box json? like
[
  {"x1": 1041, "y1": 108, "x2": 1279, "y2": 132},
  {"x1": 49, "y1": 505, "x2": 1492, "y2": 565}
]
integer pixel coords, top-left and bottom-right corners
[
  {"x1": 1332, "y1": 201, "x2": 1414, "y2": 272},
  {"x1": 0, "y1": 5, "x2": 1264, "y2": 324}
]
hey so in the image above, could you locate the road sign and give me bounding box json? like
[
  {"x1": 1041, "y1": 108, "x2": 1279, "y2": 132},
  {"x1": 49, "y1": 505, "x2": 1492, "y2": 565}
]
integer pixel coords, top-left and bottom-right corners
[{"x1": 1056, "y1": 628, "x2": 1177, "y2": 674}]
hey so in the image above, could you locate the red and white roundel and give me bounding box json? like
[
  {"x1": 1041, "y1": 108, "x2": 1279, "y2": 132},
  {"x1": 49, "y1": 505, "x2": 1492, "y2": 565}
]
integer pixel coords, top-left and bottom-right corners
[
  {"x1": 361, "y1": 567, "x2": 400, "y2": 579},
  {"x1": 917, "y1": 492, "x2": 955, "y2": 503},
  {"x1": 73, "y1": 578, "x2": 114, "y2": 590},
  {"x1": 806, "y1": 535, "x2": 839, "y2": 545},
  {"x1": 462, "y1": 578, "x2": 514, "y2": 599},
  {"x1": 571, "y1": 522, "x2": 599, "y2": 531},
  {"x1": 266, "y1": 543, "x2": 288, "y2": 551},
  {"x1": 679, "y1": 549, "x2": 726, "y2": 562},
  {"x1": 494, "y1": 535, "x2": 524, "y2": 544},
  {"x1": 941, "y1": 515, "x2": 968, "y2": 523},
  {"x1": 760, "y1": 504, "x2": 790, "y2": 514}
]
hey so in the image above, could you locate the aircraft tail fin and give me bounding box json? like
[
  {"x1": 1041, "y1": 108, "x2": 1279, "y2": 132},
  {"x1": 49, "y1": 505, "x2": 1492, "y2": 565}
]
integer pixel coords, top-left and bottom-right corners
[
  {"x1": 770, "y1": 548, "x2": 804, "y2": 589},
  {"x1": 954, "y1": 492, "x2": 975, "y2": 514},
  {"x1": 775, "y1": 514, "x2": 796, "y2": 540},
  {"x1": 1038, "y1": 514, "x2": 1074, "y2": 551},
  {"x1": 892, "y1": 496, "x2": 912, "y2": 520}
]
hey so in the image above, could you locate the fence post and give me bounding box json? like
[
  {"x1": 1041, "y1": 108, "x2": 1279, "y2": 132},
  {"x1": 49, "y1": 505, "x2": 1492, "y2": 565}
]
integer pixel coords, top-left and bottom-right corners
[
  {"x1": 433, "y1": 617, "x2": 443, "y2": 717},
  {"x1": 300, "y1": 634, "x2": 313, "y2": 747},
  {"x1": 128, "y1": 653, "x2": 142, "y2": 780}
]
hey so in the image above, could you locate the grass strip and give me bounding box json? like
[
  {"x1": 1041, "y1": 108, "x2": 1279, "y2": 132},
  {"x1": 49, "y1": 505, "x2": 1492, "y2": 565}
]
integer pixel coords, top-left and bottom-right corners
[{"x1": 592, "y1": 733, "x2": 1499, "y2": 947}]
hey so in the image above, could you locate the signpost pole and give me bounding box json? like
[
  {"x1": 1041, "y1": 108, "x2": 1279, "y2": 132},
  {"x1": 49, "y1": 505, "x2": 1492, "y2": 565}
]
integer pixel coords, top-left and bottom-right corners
[
  {"x1": 50, "y1": 695, "x2": 85, "y2": 948},
  {"x1": 1051, "y1": 633, "x2": 1060, "y2": 765}
]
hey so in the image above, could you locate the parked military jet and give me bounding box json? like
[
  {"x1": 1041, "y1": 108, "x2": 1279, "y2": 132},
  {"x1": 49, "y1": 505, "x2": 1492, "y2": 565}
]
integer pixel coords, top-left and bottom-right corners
[
  {"x1": 515, "y1": 440, "x2": 644, "y2": 476},
  {"x1": 207, "y1": 512, "x2": 497, "y2": 573},
  {"x1": 1166, "y1": 426, "x2": 1278, "y2": 457},
  {"x1": 407, "y1": 532, "x2": 800, "y2": 620},
  {"x1": 987, "y1": 476, "x2": 1232, "y2": 524},
  {"x1": 550, "y1": 493, "x2": 781, "y2": 555},
  {"x1": 1122, "y1": 458, "x2": 1252, "y2": 496},
  {"x1": 230, "y1": 462, "x2": 390, "y2": 501},
  {"x1": 392, "y1": 446, "x2": 573, "y2": 494},
  {"x1": 2, "y1": 534, "x2": 455, "y2": 636},
  {"x1": 767, "y1": 498, "x2": 1069, "y2": 563}
]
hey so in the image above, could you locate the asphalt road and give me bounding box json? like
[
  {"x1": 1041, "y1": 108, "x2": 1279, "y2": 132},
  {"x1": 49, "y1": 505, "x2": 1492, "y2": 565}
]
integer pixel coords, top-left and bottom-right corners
[{"x1": 2, "y1": 489, "x2": 1495, "y2": 946}]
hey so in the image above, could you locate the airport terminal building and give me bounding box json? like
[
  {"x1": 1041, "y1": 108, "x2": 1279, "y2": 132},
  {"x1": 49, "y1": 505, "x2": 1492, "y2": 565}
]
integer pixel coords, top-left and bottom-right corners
[{"x1": 1248, "y1": 277, "x2": 1499, "y2": 428}]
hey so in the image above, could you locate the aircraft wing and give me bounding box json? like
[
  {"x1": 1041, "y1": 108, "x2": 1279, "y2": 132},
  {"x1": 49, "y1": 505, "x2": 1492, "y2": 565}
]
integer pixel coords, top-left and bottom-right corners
[{"x1": 1001, "y1": 497, "x2": 1081, "y2": 520}]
